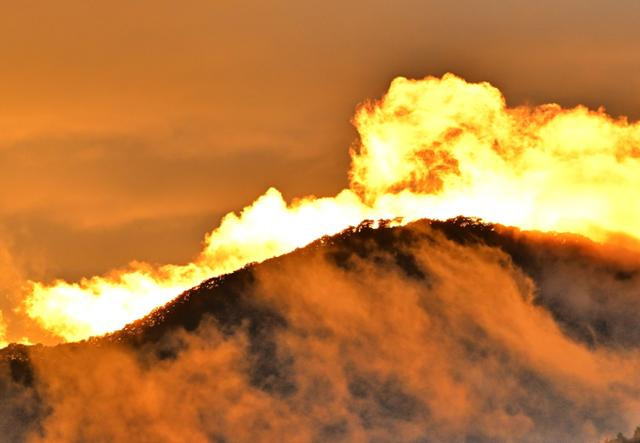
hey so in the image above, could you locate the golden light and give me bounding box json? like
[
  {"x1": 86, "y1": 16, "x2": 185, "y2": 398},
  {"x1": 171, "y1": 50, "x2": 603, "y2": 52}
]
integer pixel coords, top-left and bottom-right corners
[{"x1": 20, "y1": 73, "x2": 640, "y2": 343}]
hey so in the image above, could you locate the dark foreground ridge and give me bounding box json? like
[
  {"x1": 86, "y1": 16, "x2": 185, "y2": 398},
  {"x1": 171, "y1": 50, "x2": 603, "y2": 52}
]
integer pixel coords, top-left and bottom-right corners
[{"x1": 2, "y1": 217, "x2": 640, "y2": 442}]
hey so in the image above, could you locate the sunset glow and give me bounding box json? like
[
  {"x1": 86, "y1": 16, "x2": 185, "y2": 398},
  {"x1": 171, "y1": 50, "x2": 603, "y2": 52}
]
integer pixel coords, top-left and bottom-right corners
[{"x1": 19, "y1": 73, "x2": 640, "y2": 342}]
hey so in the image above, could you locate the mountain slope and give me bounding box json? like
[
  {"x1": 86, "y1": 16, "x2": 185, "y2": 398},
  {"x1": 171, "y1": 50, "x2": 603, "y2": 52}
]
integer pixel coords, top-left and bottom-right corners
[{"x1": 3, "y1": 217, "x2": 640, "y2": 442}]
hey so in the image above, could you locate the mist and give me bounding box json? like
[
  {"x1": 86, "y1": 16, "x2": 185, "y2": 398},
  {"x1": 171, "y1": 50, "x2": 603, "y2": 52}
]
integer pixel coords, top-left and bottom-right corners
[{"x1": 3, "y1": 219, "x2": 640, "y2": 442}]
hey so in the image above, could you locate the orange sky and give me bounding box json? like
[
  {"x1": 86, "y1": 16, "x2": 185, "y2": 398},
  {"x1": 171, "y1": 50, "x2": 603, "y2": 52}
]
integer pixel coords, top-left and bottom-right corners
[{"x1": 1, "y1": 0, "x2": 639, "y2": 283}]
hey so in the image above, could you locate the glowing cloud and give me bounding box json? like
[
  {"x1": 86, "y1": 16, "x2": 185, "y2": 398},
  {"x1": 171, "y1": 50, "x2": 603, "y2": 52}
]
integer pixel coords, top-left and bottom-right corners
[{"x1": 20, "y1": 73, "x2": 640, "y2": 342}]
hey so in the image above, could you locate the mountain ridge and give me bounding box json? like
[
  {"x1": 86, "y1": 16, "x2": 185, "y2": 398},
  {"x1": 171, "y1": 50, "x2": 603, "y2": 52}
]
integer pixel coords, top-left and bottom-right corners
[{"x1": 2, "y1": 217, "x2": 640, "y2": 442}]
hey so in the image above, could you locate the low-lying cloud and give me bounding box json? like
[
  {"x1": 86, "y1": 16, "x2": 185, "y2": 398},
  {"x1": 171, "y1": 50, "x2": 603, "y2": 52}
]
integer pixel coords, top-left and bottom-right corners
[{"x1": 2, "y1": 219, "x2": 640, "y2": 442}]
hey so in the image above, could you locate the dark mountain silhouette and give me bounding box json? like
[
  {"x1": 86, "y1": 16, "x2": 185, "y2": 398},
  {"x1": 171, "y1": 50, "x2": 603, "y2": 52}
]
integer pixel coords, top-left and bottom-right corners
[
  {"x1": 2, "y1": 217, "x2": 640, "y2": 442},
  {"x1": 607, "y1": 427, "x2": 640, "y2": 443}
]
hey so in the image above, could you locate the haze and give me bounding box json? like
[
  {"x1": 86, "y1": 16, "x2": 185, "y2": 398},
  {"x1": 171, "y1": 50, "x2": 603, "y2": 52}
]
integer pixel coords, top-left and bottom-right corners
[{"x1": 1, "y1": 0, "x2": 638, "y2": 283}]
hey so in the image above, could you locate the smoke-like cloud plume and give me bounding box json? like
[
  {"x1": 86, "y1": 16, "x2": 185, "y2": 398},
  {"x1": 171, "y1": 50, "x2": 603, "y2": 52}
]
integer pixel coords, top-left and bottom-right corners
[
  {"x1": 12, "y1": 73, "x2": 640, "y2": 344},
  {"x1": 3, "y1": 220, "x2": 640, "y2": 442}
]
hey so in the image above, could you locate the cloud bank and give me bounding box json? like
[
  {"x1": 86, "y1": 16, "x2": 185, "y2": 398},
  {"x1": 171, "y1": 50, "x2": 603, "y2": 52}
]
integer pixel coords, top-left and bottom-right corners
[{"x1": 2, "y1": 219, "x2": 640, "y2": 442}]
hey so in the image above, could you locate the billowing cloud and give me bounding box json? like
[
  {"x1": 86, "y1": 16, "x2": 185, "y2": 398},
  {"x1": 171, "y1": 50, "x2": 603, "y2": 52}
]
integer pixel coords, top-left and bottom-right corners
[
  {"x1": 3, "y1": 219, "x2": 640, "y2": 442},
  {"x1": 12, "y1": 72, "x2": 640, "y2": 345},
  {"x1": 0, "y1": 0, "x2": 639, "y2": 289}
]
